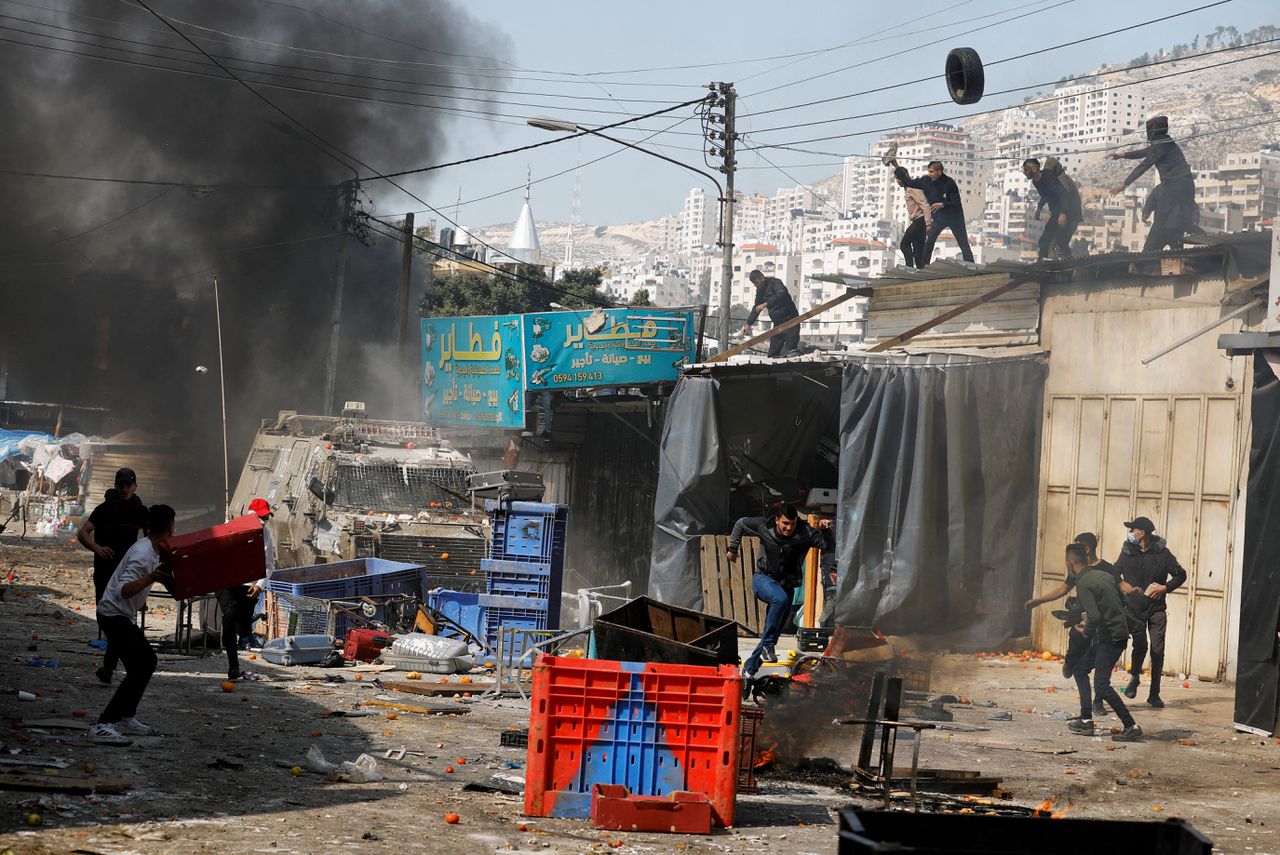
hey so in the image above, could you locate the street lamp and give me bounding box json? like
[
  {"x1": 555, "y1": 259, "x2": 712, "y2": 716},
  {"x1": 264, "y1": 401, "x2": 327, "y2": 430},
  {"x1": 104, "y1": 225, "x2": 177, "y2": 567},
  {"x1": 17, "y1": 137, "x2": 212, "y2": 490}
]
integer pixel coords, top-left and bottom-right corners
[{"x1": 527, "y1": 115, "x2": 734, "y2": 350}]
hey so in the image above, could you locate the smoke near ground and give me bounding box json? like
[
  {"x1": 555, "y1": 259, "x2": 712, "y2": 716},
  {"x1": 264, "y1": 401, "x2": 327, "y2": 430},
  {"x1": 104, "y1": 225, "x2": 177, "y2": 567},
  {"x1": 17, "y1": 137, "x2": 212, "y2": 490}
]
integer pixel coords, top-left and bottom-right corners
[{"x1": 0, "y1": 0, "x2": 512, "y2": 511}]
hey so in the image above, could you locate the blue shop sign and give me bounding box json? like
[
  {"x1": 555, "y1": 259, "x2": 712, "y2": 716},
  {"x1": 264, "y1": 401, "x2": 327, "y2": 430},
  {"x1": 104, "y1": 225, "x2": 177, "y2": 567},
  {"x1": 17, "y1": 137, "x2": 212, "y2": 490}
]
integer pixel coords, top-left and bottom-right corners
[
  {"x1": 522, "y1": 308, "x2": 695, "y2": 390},
  {"x1": 420, "y1": 315, "x2": 525, "y2": 428}
]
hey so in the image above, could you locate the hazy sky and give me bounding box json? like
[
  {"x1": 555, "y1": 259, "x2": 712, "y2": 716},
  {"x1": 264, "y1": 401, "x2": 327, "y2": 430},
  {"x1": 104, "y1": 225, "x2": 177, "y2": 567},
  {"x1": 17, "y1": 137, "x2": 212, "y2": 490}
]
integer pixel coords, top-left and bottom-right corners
[{"x1": 368, "y1": 0, "x2": 1276, "y2": 229}]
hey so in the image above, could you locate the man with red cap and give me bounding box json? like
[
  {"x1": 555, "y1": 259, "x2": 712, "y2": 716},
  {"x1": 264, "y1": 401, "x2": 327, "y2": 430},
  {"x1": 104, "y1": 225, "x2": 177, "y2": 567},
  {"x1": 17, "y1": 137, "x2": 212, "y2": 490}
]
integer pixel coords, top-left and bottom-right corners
[{"x1": 215, "y1": 498, "x2": 275, "y2": 680}]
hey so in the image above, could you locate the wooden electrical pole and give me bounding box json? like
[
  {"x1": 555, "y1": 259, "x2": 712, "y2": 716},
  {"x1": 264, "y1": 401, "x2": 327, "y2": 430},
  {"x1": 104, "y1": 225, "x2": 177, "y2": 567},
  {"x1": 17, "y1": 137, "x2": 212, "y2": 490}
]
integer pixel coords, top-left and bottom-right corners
[{"x1": 395, "y1": 212, "x2": 415, "y2": 419}]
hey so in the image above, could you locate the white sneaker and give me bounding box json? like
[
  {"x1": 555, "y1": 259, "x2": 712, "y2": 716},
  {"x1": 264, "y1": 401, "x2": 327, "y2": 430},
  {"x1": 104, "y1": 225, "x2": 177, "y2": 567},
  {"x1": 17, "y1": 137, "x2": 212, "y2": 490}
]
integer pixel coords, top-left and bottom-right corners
[
  {"x1": 88, "y1": 722, "x2": 122, "y2": 738},
  {"x1": 116, "y1": 717, "x2": 155, "y2": 735}
]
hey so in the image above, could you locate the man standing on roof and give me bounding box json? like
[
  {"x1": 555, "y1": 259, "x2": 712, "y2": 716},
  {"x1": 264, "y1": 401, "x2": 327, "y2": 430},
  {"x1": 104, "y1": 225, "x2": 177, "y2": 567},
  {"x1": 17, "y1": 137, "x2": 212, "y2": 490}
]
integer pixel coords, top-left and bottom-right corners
[
  {"x1": 1106, "y1": 115, "x2": 1195, "y2": 252},
  {"x1": 894, "y1": 169, "x2": 932, "y2": 268},
  {"x1": 215, "y1": 498, "x2": 274, "y2": 681},
  {"x1": 77, "y1": 467, "x2": 148, "y2": 685},
  {"x1": 739, "y1": 269, "x2": 800, "y2": 358},
  {"x1": 888, "y1": 158, "x2": 975, "y2": 265},
  {"x1": 1042, "y1": 157, "x2": 1082, "y2": 257},
  {"x1": 1023, "y1": 158, "x2": 1069, "y2": 261},
  {"x1": 1113, "y1": 515, "x2": 1186, "y2": 708}
]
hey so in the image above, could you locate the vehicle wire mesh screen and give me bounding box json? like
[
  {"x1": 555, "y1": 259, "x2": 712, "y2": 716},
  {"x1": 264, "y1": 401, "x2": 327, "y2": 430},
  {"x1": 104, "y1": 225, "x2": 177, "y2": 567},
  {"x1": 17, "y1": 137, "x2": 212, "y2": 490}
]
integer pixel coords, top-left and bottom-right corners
[{"x1": 330, "y1": 463, "x2": 472, "y2": 514}]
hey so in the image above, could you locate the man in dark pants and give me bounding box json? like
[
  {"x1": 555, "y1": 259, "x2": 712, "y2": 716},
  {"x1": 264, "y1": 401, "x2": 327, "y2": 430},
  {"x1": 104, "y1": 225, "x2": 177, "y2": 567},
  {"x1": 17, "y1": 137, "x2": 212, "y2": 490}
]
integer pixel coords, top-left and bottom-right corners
[
  {"x1": 726, "y1": 505, "x2": 832, "y2": 689},
  {"x1": 896, "y1": 171, "x2": 931, "y2": 268},
  {"x1": 1106, "y1": 115, "x2": 1196, "y2": 251},
  {"x1": 216, "y1": 497, "x2": 274, "y2": 680},
  {"x1": 1042, "y1": 158, "x2": 1082, "y2": 257},
  {"x1": 1023, "y1": 158, "x2": 1070, "y2": 260},
  {"x1": 740, "y1": 269, "x2": 800, "y2": 358},
  {"x1": 88, "y1": 504, "x2": 175, "y2": 739},
  {"x1": 77, "y1": 467, "x2": 148, "y2": 685},
  {"x1": 1066, "y1": 543, "x2": 1143, "y2": 741},
  {"x1": 1114, "y1": 516, "x2": 1186, "y2": 708},
  {"x1": 889, "y1": 159, "x2": 974, "y2": 265}
]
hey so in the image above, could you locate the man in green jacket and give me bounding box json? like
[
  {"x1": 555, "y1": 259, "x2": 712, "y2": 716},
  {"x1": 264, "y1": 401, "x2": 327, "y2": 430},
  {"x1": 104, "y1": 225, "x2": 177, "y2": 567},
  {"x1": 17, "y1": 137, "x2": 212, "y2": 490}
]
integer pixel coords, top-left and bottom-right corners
[{"x1": 1066, "y1": 543, "x2": 1142, "y2": 741}]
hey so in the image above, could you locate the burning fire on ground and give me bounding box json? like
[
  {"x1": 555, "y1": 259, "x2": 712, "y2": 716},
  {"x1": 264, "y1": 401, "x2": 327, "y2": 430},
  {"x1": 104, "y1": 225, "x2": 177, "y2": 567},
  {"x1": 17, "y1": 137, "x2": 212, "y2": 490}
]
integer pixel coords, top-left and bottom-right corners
[
  {"x1": 1033, "y1": 797, "x2": 1074, "y2": 818},
  {"x1": 753, "y1": 742, "x2": 777, "y2": 770}
]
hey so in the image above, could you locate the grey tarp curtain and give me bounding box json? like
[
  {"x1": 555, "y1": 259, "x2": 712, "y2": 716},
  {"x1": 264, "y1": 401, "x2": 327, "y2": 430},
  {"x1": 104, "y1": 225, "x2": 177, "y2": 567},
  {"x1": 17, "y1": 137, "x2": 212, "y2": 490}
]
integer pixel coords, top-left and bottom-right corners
[
  {"x1": 648, "y1": 376, "x2": 728, "y2": 609},
  {"x1": 650, "y1": 354, "x2": 1046, "y2": 648},
  {"x1": 832, "y1": 356, "x2": 1045, "y2": 647},
  {"x1": 1233, "y1": 352, "x2": 1280, "y2": 734}
]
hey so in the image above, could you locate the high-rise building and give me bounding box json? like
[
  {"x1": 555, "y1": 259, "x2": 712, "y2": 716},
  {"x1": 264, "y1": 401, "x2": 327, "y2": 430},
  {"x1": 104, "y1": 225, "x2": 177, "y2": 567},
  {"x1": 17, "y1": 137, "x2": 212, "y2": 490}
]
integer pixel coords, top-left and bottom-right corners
[
  {"x1": 676, "y1": 187, "x2": 718, "y2": 256},
  {"x1": 1055, "y1": 80, "x2": 1148, "y2": 161}
]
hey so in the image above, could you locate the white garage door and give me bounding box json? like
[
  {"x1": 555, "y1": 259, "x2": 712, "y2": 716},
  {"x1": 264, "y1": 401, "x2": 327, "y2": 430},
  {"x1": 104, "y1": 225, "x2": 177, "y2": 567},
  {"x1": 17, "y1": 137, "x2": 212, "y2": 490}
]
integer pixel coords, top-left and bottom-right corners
[{"x1": 1032, "y1": 393, "x2": 1242, "y2": 680}]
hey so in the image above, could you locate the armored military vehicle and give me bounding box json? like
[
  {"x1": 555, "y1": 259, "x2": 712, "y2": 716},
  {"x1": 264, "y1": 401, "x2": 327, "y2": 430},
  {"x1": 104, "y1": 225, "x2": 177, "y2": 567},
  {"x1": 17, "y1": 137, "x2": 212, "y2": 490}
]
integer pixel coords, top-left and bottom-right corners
[{"x1": 229, "y1": 403, "x2": 489, "y2": 590}]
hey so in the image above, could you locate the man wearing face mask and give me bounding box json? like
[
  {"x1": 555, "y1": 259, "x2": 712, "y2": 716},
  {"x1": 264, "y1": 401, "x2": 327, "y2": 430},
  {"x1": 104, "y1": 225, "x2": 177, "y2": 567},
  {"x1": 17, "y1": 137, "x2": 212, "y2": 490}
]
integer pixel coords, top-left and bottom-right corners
[
  {"x1": 1105, "y1": 115, "x2": 1195, "y2": 252},
  {"x1": 1113, "y1": 516, "x2": 1186, "y2": 708}
]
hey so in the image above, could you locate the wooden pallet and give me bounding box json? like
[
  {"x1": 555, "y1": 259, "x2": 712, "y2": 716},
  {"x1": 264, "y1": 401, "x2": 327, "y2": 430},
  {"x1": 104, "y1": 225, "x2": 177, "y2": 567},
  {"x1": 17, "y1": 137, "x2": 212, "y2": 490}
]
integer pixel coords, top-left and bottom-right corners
[{"x1": 699, "y1": 535, "x2": 766, "y2": 635}]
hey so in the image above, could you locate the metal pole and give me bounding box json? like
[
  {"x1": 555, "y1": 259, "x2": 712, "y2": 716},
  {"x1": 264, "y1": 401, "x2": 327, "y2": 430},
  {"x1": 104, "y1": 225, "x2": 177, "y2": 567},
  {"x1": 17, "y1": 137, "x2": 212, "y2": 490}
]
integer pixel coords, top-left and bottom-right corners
[
  {"x1": 212, "y1": 275, "x2": 230, "y2": 521},
  {"x1": 1140, "y1": 296, "x2": 1264, "y2": 365},
  {"x1": 716, "y1": 84, "x2": 737, "y2": 351},
  {"x1": 323, "y1": 181, "x2": 355, "y2": 415},
  {"x1": 395, "y1": 212, "x2": 416, "y2": 418}
]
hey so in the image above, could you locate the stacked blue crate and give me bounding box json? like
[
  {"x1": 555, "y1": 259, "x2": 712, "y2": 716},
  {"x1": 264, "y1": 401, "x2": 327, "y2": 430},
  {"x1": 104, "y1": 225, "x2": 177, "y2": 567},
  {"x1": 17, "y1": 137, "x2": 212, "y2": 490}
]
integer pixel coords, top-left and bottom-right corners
[{"x1": 480, "y1": 501, "x2": 568, "y2": 662}]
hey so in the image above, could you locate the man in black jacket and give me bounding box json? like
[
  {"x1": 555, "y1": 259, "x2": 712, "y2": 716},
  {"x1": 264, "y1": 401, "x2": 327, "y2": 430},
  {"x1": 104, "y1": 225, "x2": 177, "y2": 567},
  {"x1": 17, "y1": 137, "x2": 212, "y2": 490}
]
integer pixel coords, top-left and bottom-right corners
[
  {"x1": 1024, "y1": 158, "x2": 1072, "y2": 260},
  {"x1": 740, "y1": 269, "x2": 800, "y2": 358},
  {"x1": 1106, "y1": 115, "x2": 1195, "y2": 251},
  {"x1": 1114, "y1": 515, "x2": 1187, "y2": 708},
  {"x1": 77, "y1": 468, "x2": 148, "y2": 685},
  {"x1": 890, "y1": 159, "x2": 974, "y2": 265},
  {"x1": 1042, "y1": 157, "x2": 1082, "y2": 258},
  {"x1": 1067, "y1": 543, "x2": 1143, "y2": 741},
  {"x1": 726, "y1": 505, "x2": 832, "y2": 682}
]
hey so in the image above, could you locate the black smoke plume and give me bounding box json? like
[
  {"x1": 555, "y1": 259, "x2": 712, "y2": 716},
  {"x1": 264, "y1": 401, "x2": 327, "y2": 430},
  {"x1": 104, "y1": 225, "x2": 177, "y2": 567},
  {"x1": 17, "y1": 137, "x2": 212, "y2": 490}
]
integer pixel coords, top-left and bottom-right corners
[{"x1": 0, "y1": 0, "x2": 512, "y2": 514}]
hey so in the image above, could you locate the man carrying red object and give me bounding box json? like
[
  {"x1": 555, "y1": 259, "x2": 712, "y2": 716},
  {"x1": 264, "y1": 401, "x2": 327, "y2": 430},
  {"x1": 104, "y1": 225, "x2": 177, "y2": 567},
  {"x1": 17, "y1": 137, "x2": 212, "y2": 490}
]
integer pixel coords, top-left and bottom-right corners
[{"x1": 215, "y1": 498, "x2": 274, "y2": 681}]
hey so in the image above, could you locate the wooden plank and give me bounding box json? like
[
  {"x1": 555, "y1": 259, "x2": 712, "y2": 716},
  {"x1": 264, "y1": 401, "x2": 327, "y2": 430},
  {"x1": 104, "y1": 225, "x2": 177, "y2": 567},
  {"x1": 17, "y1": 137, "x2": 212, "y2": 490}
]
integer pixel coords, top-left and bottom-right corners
[
  {"x1": 384, "y1": 681, "x2": 528, "y2": 697},
  {"x1": 361, "y1": 699, "x2": 470, "y2": 716},
  {"x1": 699, "y1": 539, "x2": 717, "y2": 617},
  {"x1": 0, "y1": 770, "x2": 131, "y2": 794},
  {"x1": 867, "y1": 277, "x2": 1025, "y2": 353},
  {"x1": 23, "y1": 718, "x2": 90, "y2": 731}
]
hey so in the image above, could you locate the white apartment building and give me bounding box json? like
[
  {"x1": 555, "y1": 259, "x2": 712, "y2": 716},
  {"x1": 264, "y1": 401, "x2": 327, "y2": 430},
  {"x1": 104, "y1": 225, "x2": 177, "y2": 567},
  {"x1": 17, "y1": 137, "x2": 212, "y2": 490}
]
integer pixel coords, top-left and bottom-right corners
[
  {"x1": 733, "y1": 192, "x2": 768, "y2": 245},
  {"x1": 1055, "y1": 80, "x2": 1147, "y2": 162},
  {"x1": 676, "y1": 187, "x2": 718, "y2": 256},
  {"x1": 842, "y1": 124, "x2": 989, "y2": 236},
  {"x1": 1193, "y1": 150, "x2": 1267, "y2": 230}
]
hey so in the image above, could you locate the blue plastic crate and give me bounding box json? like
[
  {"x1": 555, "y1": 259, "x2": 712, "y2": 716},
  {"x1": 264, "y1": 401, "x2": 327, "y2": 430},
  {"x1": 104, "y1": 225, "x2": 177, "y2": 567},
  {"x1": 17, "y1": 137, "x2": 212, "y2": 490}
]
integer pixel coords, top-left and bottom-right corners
[
  {"x1": 427, "y1": 588, "x2": 483, "y2": 640},
  {"x1": 267, "y1": 557, "x2": 424, "y2": 600},
  {"x1": 480, "y1": 592, "x2": 550, "y2": 664},
  {"x1": 482, "y1": 558, "x2": 551, "y2": 598},
  {"x1": 485, "y1": 501, "x2": 568, "y2": 567}
]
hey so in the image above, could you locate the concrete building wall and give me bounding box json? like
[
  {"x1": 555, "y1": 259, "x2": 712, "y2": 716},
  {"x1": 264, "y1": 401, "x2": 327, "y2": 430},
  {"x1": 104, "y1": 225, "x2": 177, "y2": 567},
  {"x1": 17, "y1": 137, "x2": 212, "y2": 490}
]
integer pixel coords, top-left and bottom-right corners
[{"x1": 1032, "y1": 276, "x2": 1256, "y2": 681}]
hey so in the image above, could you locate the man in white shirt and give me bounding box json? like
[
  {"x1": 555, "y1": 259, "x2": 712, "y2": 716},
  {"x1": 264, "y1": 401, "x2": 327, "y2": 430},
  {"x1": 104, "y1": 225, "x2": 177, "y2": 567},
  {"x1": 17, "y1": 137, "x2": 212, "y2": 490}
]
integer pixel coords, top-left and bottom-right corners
[{"x1": 89, "y1": 504, "x2": 175, "y2": 739}]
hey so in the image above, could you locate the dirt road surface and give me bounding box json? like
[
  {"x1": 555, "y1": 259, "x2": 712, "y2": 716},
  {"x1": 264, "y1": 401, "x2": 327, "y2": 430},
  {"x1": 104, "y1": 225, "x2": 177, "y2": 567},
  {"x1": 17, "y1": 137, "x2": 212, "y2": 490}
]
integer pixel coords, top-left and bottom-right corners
[{"x1": 1, "y1": 540, "x2": 1277, "y2": 854}]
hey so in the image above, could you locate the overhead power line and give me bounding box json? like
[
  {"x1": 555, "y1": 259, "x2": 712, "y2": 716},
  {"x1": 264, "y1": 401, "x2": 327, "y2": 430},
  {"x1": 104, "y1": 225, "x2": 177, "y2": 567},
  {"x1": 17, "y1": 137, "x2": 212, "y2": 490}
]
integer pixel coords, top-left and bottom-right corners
[
  {"x1": 741, "y1": 45, "x2": 1280, "y2": 152},
  {"x1": 742, "y1": 0, "x2": 1232, "y2": 116}
]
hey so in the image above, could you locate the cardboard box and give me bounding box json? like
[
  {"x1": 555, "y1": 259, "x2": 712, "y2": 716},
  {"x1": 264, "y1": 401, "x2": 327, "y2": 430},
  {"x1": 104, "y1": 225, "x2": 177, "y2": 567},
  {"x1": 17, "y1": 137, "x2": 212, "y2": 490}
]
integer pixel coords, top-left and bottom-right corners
[{"x1": 165, "y1": 514, "x2": 266, "y2": 599}]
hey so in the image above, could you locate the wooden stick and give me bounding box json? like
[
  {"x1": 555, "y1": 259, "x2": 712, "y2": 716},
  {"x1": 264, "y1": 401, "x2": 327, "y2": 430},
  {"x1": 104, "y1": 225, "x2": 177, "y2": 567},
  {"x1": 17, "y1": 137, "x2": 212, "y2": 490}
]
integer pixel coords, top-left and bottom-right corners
[{"x1": 707, "y1": 287, "x2": 874, "y2": 363}]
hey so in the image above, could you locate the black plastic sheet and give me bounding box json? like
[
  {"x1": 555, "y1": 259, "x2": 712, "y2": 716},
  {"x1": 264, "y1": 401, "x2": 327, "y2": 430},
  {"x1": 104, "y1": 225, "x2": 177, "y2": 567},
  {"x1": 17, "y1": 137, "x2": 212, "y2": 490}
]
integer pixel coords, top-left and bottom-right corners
[
  {"x1": 831, "y1": 356, "x2": 1046, "y2": 648},
  {"x1": 1234, "y1": 351, "x2": 1280, "y2": 734},
  {"x1": 648, "y1": 377, "x2": 728, "y2": 609}
]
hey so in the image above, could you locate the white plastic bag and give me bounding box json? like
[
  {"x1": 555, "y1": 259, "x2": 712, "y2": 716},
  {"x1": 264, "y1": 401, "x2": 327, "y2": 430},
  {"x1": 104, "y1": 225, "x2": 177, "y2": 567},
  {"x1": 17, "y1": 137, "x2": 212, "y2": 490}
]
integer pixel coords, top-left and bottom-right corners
[
  {"x1": 334, "y1": 753, "x2": 383, "y2": 783},
  {"x1": 302, "y1": 745, "x2": 337, "y2": 774}
]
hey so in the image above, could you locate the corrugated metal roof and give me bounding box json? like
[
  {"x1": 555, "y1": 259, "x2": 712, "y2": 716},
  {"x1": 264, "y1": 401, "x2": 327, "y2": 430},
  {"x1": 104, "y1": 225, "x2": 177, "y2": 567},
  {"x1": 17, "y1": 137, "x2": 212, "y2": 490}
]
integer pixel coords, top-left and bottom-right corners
[
  {"x1": 812, "y1": 230, "x2": 1271, "y2": 289},
  {"x1": 688, "y1": 345, "x2": 1047, "y2": 374}
]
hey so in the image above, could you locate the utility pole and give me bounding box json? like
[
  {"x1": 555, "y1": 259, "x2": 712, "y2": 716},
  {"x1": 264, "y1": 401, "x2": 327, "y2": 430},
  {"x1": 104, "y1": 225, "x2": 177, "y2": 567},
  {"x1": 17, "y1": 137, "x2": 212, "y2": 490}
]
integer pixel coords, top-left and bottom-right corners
[
  {"x1": 323, "y1": 180, "x2": 357, "y2": 416},
  {"x1": 395, "y1": 212, "x2": 415, "y2": 419},
  {"x1": 709, "y1": 82, "x2": 737, "y2": 351}
]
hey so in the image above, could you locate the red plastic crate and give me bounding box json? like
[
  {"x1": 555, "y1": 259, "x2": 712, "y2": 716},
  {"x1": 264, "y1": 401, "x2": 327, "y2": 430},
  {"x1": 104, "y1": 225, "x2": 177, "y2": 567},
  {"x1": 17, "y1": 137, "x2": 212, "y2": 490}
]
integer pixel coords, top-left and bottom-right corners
[
  {"x1": 524, "y1": 654, "x2": 742, "y2": 827},
  {"x1": 342, "y1": 629, "x2": 389, "y2": 662},
  {"x1": 590, "y1": 784, "x2": 713, "y2": 834},
  {"x1": 164, "y1": 515, "x2": 266, "y2": 599}
]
